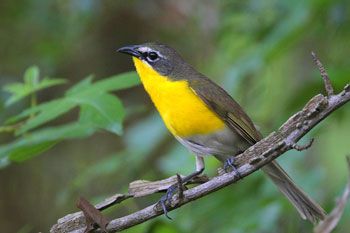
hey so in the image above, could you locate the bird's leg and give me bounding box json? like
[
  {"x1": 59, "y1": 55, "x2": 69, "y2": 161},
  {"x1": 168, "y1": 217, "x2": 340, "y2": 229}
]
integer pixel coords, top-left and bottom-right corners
[
  {"x1": 159, "y1": 156, "x2": 205, "y2": 219},
  {"x1": 223, "y1": 156, "x2": 242, "y2": 179},
  {"x1": 159, "y1": 168, "x2": 204, "y2": 219}
]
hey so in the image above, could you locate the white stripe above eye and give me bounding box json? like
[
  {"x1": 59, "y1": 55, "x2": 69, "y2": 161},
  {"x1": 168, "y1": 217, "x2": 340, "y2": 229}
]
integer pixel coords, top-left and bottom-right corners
[
  {"x1": 138, "y1": 47, "x2": 152, "y2": 53},
  {"x1": 138, "y1": 47, "x2": 164, "y2": 59}
]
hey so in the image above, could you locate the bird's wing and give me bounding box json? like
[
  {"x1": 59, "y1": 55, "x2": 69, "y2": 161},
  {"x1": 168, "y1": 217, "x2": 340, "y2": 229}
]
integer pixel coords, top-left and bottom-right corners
[
  {"x1": 190, "y1": 76, "x2": 327, "y2": 223},
  {"x1": 189, "y1": 77, "x2": 261, "y2": 145}
]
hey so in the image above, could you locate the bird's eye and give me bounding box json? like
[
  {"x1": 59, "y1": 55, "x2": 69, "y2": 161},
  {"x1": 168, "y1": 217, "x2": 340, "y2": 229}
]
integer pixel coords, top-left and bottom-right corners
[{"x1": 147, "y1": 52, "x2": 159, "y2": 61}]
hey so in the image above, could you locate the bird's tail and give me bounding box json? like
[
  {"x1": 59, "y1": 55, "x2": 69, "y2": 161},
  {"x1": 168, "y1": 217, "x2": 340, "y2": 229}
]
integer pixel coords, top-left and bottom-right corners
[{"x1": 262, "y1": 161, "x2": 326, "y2": 224}]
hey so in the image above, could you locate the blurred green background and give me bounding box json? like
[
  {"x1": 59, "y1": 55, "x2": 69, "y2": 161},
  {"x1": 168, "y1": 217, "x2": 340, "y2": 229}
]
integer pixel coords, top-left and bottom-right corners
[{"x1": 0, "y1": 0, "x2": 349, "y2": 232}]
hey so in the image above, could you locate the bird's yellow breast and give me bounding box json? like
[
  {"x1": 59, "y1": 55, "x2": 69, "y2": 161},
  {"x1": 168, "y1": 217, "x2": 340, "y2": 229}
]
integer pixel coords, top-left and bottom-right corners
[{"x1": 133, "y1": 57, "x2": 225, "y2": 137}]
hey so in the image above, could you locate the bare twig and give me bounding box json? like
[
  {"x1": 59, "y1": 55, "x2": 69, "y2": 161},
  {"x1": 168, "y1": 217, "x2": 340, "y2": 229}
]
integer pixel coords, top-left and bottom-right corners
[
  {"x1": 96, "y1": 194, "x2": 132, "y2": 211},
  {"x1": 76, "y1": 197, "x2": 109, "y2": 233},
  {"x1": 311, "y1": 51, "x2": 334, "y2": 96},
  {"x1": 314, "y1": 157, "x2": 350, "y2": 233},
  {"x1": 129, "y1": 174, "x2": 192, "y2": 197},
  {"x1": 292, "y1": 138, "x2": 314, "y2": 151},
  {"x1": 50, "y1": 176, "x2": 207, "y2": 233},
  {"x1": 176, "y1": 174, "x2": 185, "y2": 201},
  {"x1": 51, "y1": 57, "x2": 350, "y2": 233}
]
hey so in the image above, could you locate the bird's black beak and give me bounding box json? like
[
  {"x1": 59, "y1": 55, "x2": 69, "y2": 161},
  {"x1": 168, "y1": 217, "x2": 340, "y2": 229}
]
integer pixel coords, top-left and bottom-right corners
[{"x1": 117, "y1": 45, "x2": 142, "y2": 58}]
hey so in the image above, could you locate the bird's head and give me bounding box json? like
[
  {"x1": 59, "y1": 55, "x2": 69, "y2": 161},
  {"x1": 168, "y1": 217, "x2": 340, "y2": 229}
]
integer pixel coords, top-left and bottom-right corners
[{"x1": 117, "y1": 42, "x2": 186, "y2": 77}]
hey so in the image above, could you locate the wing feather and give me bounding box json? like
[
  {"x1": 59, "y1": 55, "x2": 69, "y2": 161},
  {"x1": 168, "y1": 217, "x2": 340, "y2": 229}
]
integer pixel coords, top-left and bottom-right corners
[{"x1": 189, "y1": 77, "x2": 261, "y2": 145}]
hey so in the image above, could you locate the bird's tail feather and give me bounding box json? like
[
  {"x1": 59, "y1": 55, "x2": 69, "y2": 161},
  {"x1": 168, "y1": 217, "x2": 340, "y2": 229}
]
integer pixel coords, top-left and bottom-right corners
[{"x1": 262, "y1": 161, "x2": 326, "y2": 224}]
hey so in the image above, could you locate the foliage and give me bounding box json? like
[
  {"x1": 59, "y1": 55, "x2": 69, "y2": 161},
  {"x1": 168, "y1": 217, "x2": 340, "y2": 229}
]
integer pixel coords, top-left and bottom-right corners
[
  {"x1": 0, "y1": 67, "x2": 139, "y2": 165},
  {"x1": 0, "y1": 1, "x2": 349, "y2": 233}
]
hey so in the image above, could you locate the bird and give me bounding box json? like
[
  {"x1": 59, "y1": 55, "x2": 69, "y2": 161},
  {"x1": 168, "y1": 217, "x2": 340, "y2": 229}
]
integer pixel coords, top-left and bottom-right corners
[{"x1": 117, "y1": 42, "x2": 326, "y2": 223}]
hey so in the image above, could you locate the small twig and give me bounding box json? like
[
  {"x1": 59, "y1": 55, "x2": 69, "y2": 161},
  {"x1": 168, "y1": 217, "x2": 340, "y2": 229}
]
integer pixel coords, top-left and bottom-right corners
[
  {"x1": 76, "y1": 197, "x2": 109, "y2": 233},
  {"x1": 292, "y1": 138, "x2": 314, "y2": 151},
  {"x1": 96, "y1": 194, "x2": 132, "y2": 211},
  {"x1": 311, "y1": 51, "x2": 334, "y2": 96},
  {"x1": 128, "y1": 174, "x2": 206, "y2": 197},
  {"x1": 176, "y1": 173, "x2": 184, "y2": 201},
  {"x1": 187, "y1": 175, "x2": 210, "y2": 184}
]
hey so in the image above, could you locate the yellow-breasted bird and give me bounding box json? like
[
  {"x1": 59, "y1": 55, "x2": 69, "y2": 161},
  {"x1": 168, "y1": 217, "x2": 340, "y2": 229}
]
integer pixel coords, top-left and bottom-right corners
[{"x1": 117, "y1": 43, "x2": 326, "y2": 223}]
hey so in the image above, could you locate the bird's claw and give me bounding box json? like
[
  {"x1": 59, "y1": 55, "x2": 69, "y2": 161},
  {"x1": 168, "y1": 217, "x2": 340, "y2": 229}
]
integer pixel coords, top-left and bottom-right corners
[
  {"x1": 159, "y1": 183, "x2": 179, "y2": 220},
  {"x1": 158, "y1": 170, "x2": 204, "y2": 219},
  {"x1": 224, "y1": 156, "x2": 242, "y2": 179}
]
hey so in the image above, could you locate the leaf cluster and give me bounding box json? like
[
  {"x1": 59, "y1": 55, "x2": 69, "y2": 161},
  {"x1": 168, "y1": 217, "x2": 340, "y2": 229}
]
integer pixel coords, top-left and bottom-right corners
[{"x1": 0, "y1": 66, "x2": 139, "y2": 167}]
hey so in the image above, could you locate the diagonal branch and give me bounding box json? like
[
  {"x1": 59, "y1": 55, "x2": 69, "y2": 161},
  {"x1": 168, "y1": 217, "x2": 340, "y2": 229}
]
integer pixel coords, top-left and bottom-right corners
[{"x1": 50, "y1": 54, "x2": 350, "y2": 233}]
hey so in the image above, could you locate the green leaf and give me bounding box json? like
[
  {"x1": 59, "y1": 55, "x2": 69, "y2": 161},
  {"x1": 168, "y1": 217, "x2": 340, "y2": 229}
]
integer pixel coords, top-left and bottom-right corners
[
  {"x1": 28, "y1": 122, "x2": 94, "y2": 139},
  {"x1": 0, "y1": 70, "x2": 137, "y2": 164},
  {"x1": 5, "y1": 98, "x2": 64, "y2": 124},
  {"x1": 78, "y1": 93, "x2": 125, "y2": 135},
  {"x1": 9, "y1": 141, "x2": 58, "y2": 162},
  {"x1": 3, "y1": 83, "x2": 31, "y2": 106},
  {"x1": 92, "y1": 71, "x2": 140, "y2": 92},
  {"x1": 66, "y1": 72, "x2": 140, "y2": 98},
  {"x1": 16, "y1": 99, "x2": 76, "y2": 135},
  {"x1": 4, "y1": 78, "x2": 66, "y2": 106},
  {"x1": 3, "y1": 83, "x2": 26, "y2": 95},
  {"x1": 6, "y1": 73, "x2": 135, "y2": 133},
  {"x1": 3, "y1": 66, "x2": 66, "y2": 106},
  {"x1": 0, "y1": 123, "x2": 94, "y2": 162},
  {"x1": 24, "y1": 66, "x2": 40, "y2": 87},
  {"x1": 65, "y1": 75, "x2": 94, "y2": 96},
  {"x1": 35, "y1": 77, "x2": 67, "y2": 91}
]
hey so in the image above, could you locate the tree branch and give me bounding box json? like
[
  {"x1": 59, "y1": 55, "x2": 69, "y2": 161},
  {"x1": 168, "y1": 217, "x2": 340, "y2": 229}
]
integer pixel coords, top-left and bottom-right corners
[{"x1": 50, "y1": 53, "x2": 350, "y2": 233}]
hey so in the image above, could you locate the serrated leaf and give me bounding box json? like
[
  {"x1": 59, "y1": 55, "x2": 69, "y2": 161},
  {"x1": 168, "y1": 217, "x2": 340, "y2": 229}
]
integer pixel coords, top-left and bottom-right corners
[
  {"x1": 78, "y1": 93, "x2": 125, "y2": 135},
  {"x1": 16, "y1": 99, "x2": 76, "y2": 135}
]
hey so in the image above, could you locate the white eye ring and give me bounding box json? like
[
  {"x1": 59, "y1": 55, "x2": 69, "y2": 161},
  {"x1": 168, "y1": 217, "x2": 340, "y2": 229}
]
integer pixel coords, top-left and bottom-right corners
[{"x1": 146, "y1": 51, "x2": 160, "y2": 62}]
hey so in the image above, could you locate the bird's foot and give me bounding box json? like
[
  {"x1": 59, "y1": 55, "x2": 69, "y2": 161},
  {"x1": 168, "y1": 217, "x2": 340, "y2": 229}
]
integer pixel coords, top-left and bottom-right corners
[
  {"x1": 223, "y1": 156, "x2": 242, "y2": 179},
  {"x1": 159, "y1": 169, "x2": 204, "y2": 219},
  {"x1": 159, "y1": 183, "x2": 178, "y2": 220}
]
